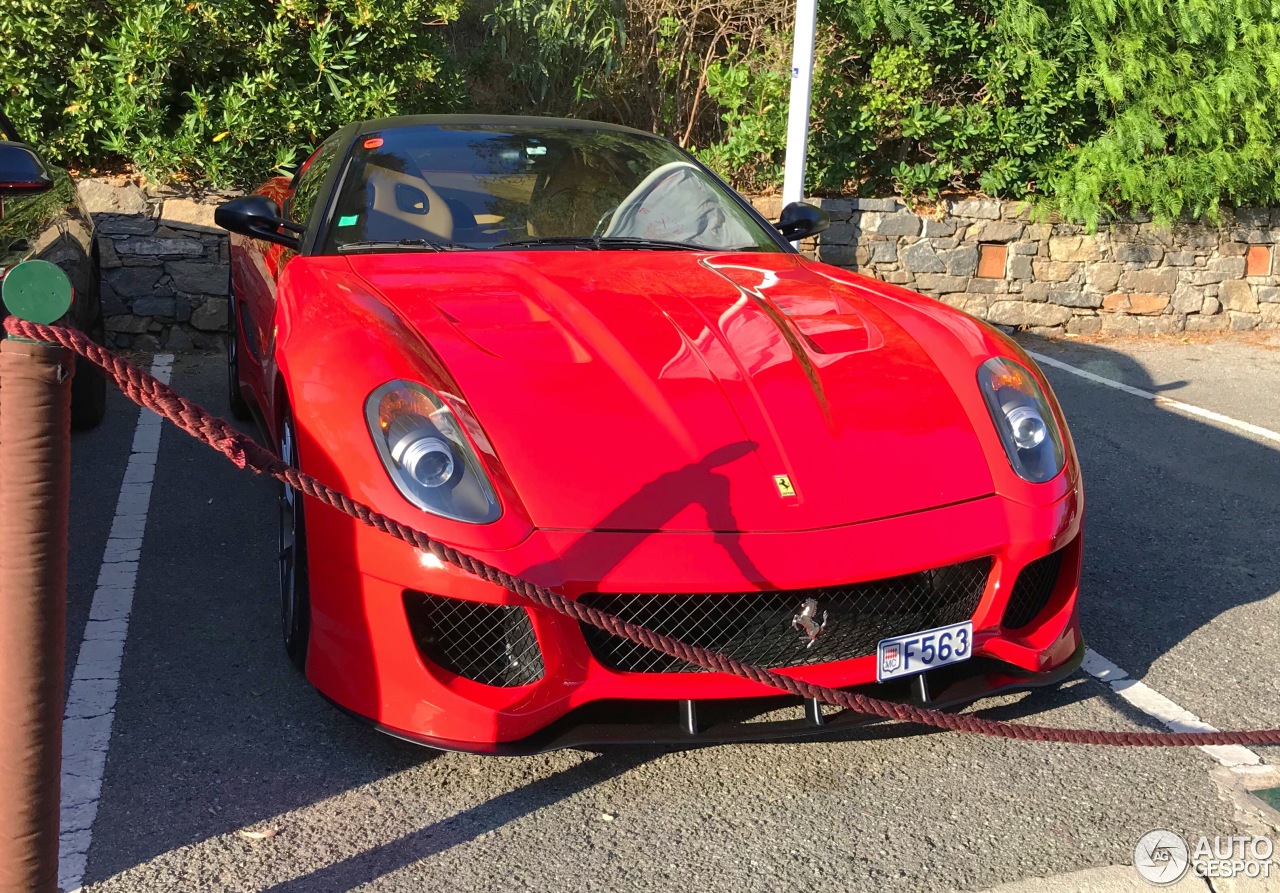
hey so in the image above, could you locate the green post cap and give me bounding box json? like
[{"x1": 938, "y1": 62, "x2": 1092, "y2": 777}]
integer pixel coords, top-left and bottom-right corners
[{"x1": 3, "y1": 259, "x2": 73, "y2": 326}]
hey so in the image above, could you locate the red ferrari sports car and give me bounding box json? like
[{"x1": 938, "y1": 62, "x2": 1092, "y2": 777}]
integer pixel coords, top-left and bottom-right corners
[{"x1": 216, "y1": 115, "x2": 1084, "y2": 753}]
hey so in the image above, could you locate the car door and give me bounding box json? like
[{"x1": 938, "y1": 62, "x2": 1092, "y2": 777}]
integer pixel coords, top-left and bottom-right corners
[{"x1": 233, "y1": 136, "x2": 341, "y2": 409}]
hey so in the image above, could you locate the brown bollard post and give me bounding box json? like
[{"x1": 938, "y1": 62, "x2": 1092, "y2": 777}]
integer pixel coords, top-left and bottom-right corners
[{"x1": 0, "y1": 260, "x2": 75, "y2": 893}]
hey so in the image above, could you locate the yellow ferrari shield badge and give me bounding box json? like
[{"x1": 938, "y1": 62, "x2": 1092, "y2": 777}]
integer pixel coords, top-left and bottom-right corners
[{"x1": 774, "y1": 474, "x2": 796, "y2": 498}]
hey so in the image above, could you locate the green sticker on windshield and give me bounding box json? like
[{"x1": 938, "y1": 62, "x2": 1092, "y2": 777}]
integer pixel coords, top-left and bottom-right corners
[{"x1": 337, "y1": 214, "x2": 359, "y2": 227}]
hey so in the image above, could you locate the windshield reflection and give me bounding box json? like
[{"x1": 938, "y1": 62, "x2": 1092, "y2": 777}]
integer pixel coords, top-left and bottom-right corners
[{"x1": 322, "y1": 124, "x2": 782, "y2": 254}]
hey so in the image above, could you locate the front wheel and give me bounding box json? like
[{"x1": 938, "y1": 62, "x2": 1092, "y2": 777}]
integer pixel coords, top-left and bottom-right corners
[{"x1": 279, "y1": 412, "x2": 310, "y2": 671}]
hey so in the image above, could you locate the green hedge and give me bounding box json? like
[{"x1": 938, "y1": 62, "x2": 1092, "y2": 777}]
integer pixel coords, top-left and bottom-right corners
[
  {"x1": 1051, "y1": 0, "x2": 1280, "y2": 225},
  {"x1": 808, "y1": 0, "x2": 1096, "y2": 205},
  {"x1": 691, "y1": 0, "x2": 1280, "y2": 224},
  {"x1": 3, "y1": 0, "x2": 1279, "y2": 223},
  {"x1": 0, "y1": 0, "x2": 464, "y2": 185}
]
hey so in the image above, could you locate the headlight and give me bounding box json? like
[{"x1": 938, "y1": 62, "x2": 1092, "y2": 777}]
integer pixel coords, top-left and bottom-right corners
[
  {"x1": 977, "y1": 357, "x2": 1065, "y2": 483},
  {"x1": 365, "y1": 381, "x2": 501, "y2": 523}
]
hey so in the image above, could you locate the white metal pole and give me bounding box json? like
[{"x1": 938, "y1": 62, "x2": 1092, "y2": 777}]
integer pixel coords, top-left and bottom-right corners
[{"x1": 781, "y1": 0, "x2": 817, "y2": 208}]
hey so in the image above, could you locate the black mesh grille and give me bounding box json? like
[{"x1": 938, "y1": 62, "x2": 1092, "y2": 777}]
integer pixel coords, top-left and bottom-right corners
[
  {"x1": 578, "y1": 558, "x2": 992, "y2": 674},
  {"x1": 1001, "y1": 550, "x2": 1063, "y2": 631},
  {"x1": 404, "y1": 593, "x2": 544, "y2": 686}
]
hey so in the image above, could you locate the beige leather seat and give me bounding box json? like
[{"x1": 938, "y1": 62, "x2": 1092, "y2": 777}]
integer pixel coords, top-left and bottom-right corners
[{"x1": 364, "y1": 167, "x2": 454, "y2": 240}]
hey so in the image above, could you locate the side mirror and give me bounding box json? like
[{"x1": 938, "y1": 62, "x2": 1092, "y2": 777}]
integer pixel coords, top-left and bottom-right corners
[
  {"x1": 776, "y1": 201, "x2": 830, "y2": 242},
  {"x1": 0, "y1": 142, "x2": 54, "y2": 196},
  {"x1": 214, "y1": 195, "x2": 302, "y2": 250}
]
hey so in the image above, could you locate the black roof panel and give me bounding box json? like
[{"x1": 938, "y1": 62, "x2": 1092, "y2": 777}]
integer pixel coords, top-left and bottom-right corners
[{"x1": 353, "y1": 114, "x2": 663, "y2": 140}]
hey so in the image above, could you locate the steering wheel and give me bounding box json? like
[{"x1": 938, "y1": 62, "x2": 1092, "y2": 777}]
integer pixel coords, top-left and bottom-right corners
[
  {"x1": 592, "y1": 205, "x2": 617, "y2": 238},
  {"x1": 591, "y1": 161, "x2": 706, "y2": 241}
]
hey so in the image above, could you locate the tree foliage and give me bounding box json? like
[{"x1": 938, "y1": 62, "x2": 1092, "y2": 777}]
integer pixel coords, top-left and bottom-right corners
[
  {"x1": 810, "y1": 0, "x2": 1095, "y2": 203},
  {"x1": 478, "y1": 0, "x2": 627, "y2": 112},
  {"x1": 1053, "y1": 0, "x2": 1280, "y2": 225},
  {"x1": 0, "y1": 0, "x2": 464, "y2": 186},
  {"x1": 2, "y1": 0, "x2": 1278, "y2": 220}
]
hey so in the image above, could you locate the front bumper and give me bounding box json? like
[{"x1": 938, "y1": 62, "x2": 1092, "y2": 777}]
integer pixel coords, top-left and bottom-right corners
[
  {"x1": 302, "y1": 486, "x2": 1084, "y2": 751},
  {"x1": 338, "y1": 637, "x2": 1086, "y2": 755}
]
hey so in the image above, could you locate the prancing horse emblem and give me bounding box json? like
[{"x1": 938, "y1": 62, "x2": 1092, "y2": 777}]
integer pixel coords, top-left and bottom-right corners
[{"x1": 792, "y1": 598, "x2": 828, "y2": 648}]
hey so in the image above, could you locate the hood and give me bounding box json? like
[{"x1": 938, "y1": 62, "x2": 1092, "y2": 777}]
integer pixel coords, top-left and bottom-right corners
[{"x1": 347, "y1": 251, "x2": 993, "y2": 532}]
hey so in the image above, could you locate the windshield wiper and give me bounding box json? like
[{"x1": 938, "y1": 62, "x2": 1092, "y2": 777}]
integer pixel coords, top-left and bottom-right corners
[
  {"x1": 337, "y1": 238, "x2": 471, "y2": 254},
  {"x1": 491, "y1": 236, "x2": 600, "y2": 250},
  {"x1": 493, "y1": 235, "x2": 708, "y2": 252},
  {"x1": 597, "y1": 237, "x2": 708, "y2": 251}
]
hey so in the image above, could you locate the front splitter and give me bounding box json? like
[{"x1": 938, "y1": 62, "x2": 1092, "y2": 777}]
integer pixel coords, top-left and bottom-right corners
[{"x1": 328, "y1": 638, "x2": 1086, "y2": 756}]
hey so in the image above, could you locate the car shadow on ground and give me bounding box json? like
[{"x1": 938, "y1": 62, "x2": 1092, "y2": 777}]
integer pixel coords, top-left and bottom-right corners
[
  {"x1": 1017, "y1": 333, "x2": 1280, "y2": 683},
  {"x1": 258, "y1": 748, "x2": 660, "y2": 893}
]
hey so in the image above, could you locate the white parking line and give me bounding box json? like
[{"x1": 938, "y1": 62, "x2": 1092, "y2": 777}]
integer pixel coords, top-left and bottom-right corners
[
  {"x1": 1028, "y1": 349, "x2": 1280, "y2": 446},
  {"x1": 1081, "y1": 649, "x2": 1262, "y2": 769},
  {"x1": 59, "y1": 354, "x2": 173, "y2": 893},
  {"x1": 1030, "y1": 349, "x2": 1271, "y2": 770}
]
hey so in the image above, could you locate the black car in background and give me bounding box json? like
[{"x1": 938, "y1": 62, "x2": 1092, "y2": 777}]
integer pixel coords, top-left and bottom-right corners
[{"x1": 0, "y1": 111, "x2": 106, "y2": 428}]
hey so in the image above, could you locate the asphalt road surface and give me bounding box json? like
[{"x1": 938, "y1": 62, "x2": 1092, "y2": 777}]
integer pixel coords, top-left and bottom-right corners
[{"x1": 62, "y1": 333, "x2": 1280, "y2": 892}]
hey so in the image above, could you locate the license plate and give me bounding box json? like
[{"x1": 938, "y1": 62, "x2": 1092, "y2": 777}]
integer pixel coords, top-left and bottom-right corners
[{"x1": 876, "y1": 621, "x2": 973, "y2": 682}]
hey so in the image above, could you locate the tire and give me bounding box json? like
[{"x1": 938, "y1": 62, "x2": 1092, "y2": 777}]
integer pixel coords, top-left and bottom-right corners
[
  {"x1": 70, "y1": 319, "x2": 108, "y2": 431},
  {"x1": 227, "y1": 283, "x2": 252, "y2": 422},
  {"x1": 279, "y1": 411, "x2": 311, "y2": 672}
]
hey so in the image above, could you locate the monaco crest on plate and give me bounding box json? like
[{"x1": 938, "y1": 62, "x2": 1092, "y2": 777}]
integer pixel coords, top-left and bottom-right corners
[{"x1": 881, "y1": 643, "x2": 901, "y2": 674}]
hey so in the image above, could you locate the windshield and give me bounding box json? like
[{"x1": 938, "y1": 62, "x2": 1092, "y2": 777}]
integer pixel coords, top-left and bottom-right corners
[{"x1": 320, "y1": 123, "x2": 782, "y2": 253}]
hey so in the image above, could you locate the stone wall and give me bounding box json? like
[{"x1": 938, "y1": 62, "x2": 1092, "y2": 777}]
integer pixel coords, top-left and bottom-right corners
[
  {"x1": 76, "y1": 177, "x2": 238, "y2": 351},
  {"x1": 750, "y1": 195, "x2": 1280, "y2": 335},
  {"x1": 79, "y1": 176, "x2": 1280, "y2": 350}
]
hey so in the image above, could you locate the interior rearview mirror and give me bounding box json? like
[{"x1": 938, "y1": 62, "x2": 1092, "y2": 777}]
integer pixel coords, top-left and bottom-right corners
[
  {"x1": 0, "y1": 142, "x2": 54, "y2": 196},
  {"x1": 215, "y1": 195, "x2": 302, "y2": 250},
  {"x1": 776, "y1": 201, "x2": 830, "y2": 242}
]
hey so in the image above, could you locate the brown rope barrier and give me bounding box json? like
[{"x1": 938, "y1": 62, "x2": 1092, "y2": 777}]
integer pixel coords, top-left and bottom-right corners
[{"x1": 17, "y1": 314, "x2": 1280, "y2": 748}]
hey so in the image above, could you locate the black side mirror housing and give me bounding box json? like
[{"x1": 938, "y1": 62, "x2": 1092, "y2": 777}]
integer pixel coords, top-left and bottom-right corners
[
  {"x1": 215, "y1": 195, "x2": 302, "y2": 250},
  {"x1": 776, "y1": 201, "x2": 830, "y2": 242},
  {"x1": 0, "y1": 142, "x2": 54, "y2": 196}
]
